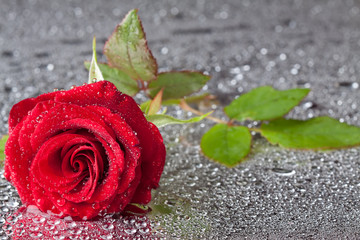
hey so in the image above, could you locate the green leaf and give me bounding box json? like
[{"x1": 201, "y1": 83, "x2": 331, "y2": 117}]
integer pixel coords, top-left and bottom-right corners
[
  {"x1": 162, "y1": 93, "x2": 211, "y2": 105},
  {"x1": 140, "y1": 93, "x2": 211, "y2": 108},
  {"x1": 146, "y1": 112, "x2": 212, "y2": 128},
  {"x1": 260, "y1": 116, "x2": 360, "y2": 149},
  {"x1": 201, "y1": 124, "x2": 251, "y2": 167},
  {"x1": 140, "y1": 100, "x2": 151, "y2": 114},
  {"x1": 103, "y1": 9, "x2": 157, "y2": 81},
  {"x1": 148, "y1": 71, "x2": 210, "y2": 100},
  {"x1": 224, "y1": 86, "x2": 310, "y2": 121},
  {"x1": 150, "y1": 204, "x2": 172, "y2": 215},
  {"x1": 0, "y1": 135, "x2": 9, "y2": 163},
  {"x1": 88, "y1": 37, "x2": 104, "y2": 83},
  {"x1": 84, "y1": 62, "x2": 140, "y2": 96}
]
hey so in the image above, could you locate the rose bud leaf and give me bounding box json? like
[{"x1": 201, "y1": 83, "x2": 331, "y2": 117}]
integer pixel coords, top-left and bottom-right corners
[
  {"x1": 260, "y1": 116, "x2": 360, "y2": 149},
  {"x1": 146, "y1": 111, "x2": 212, "y2": 128},
  {"x1": 147, "y1": 88, "x2": 164, "y2": 116},
  {"x1": 201, "y1": 124, "x2": 252, "y2": 167},
  {"x1": 148, "y1": 71, "x2": 211, "y2": 100},
  {"x1": 104, "y1": 9, "x2": 157, "y2": 82},
  {"x1": 84, "y1": 62, "x2": 140, "y2": 96},
  {"x1": 0, "y1": 134, "x2": 8, "y2": 163},
  {"x1": 88, "y1": 36, "x2": 104, "y2": 83},
  {"x1": 224, "y1": 86, "x2": 310, "y2": 122}
]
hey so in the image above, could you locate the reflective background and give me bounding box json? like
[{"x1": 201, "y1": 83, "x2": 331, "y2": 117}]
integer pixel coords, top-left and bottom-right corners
[{"x1": 0, "y1": 0, "x2": 360, "y2": 238}]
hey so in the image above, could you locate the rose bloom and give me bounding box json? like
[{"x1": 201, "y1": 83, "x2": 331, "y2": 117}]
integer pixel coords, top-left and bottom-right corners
[{"x1": 4, "y1": 81, "x2": 166, "y2": 220}]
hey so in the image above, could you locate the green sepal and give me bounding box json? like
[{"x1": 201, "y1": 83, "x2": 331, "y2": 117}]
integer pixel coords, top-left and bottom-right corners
[
  {"x1": 0, "y1": 135, "x2": 9, "y2": 165},
  {"x1": 85, "y1": 62, "x2": 140, "y2": 96},
  {"x1": 88, "y1": 36, "x2": 104, "y2": 83},
  {"x1": 147, "y1": 88, "x2": 163, "y2": 116},
  {"x1": 140, "y1": 100, "x2": 151, "y2": 114}
]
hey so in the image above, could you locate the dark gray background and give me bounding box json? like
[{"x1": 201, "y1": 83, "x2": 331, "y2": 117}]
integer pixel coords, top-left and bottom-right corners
[{"x1": 0, "y1": 0, "x2": 360, "y2": 239}]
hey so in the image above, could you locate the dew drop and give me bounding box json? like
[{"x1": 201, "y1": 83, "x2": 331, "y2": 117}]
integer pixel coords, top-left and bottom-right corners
[
  {"x1": 271, "y1": 167, "x2": 296, "y2": 176},
  {"x1": 57, "y1": 198, "x2": 66, "y2": 206}
]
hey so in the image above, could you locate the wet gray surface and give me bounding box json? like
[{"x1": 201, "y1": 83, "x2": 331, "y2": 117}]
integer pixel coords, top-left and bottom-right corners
[{"x1": 0, "y1": 0, "x2": 360, "y2": 239}]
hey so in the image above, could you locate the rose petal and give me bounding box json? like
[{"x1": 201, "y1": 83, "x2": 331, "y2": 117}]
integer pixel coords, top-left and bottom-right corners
[
  {"x1": 73, "y1": 82, "x2": 166, "y2": 205},
  {"x1": 30, "y1": 102, "x2": 116, "y2": 152},
  {"x1": 27, "y1": 102, "x2": 141, "y2": 217},
  {"x1": 87, "y1": 105, "x2": 141, "y2": 195},
  {"x1": 54, "y1": 81, "x2": 127, "y2": 111},
  {"x1": 31, "y1": 133, "x2": 93, "y2": 196},
  {"x1": 106, "y1": 162, "x2": 143, "y2": 214},
  {"x1": 111, "y1": 98, "x2": 166, "y2": 205},
  {"x1": 130, "y1": 122, "x2": 166, "y2": 204},
  {"x1": 8, "y1": 92, "x2": 58, "y2": 134},
  {"x1": 4, "y1": 121, "x2": 35, "y2": 204},
  {"x1": 5, "y1": 102, "x2": 56, "y2": 204}
]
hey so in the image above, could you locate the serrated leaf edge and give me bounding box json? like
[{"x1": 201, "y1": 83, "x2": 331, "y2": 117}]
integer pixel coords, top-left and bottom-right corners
[{"x1": 103, "y1": 9, "x2": 158, "y2": 82}]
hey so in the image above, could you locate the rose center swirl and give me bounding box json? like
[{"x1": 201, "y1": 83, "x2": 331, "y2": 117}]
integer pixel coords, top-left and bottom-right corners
[{"x1": 33, "y1": 130, "x2": 110, "y2": 201}]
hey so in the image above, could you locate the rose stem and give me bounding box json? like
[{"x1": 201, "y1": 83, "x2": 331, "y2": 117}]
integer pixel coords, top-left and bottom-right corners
[{"x1": 179, "y1": 99, "x2": 228, "y2": 124}]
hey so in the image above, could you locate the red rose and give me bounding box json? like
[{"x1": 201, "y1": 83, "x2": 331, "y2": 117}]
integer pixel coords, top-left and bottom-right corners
[{"x1": 4, "y1": 81, "x2": 166, "y2": 220}]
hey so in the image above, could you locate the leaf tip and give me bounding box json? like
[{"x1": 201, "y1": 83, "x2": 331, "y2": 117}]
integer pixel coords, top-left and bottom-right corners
[
  {"x1": 130, "y1": 8, "x2": 139, "y2": 14},
  {"x1": 148, "y1": 88, "x2": 164, "y2": 116},
  {"x1": 204, "y1": 73, "x2": 212, "y2": 81},
  {"x1": 104, "y1": 8, "x2": 157, "y2": 82}
]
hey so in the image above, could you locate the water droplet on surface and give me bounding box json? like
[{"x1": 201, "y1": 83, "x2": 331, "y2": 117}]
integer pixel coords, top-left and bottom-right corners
[
  {"x1": 279, "y1": 53, "x2": 287, "y2": 61},
  {"x1": 47, "y1": 64, "x2": 54, "y2": 71},
  {"x1": 1, "y1": 2, "x2": 360, "y2": 238},
  {"x1": 161, "y1": 47, "x2": 168, "y2": 55},
  {"x1": 272, "y1": 168, "x2": 296, "y2": 176},
  {"x1": 56, "y1": 199, "x2": 66, "y2": 206}
]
